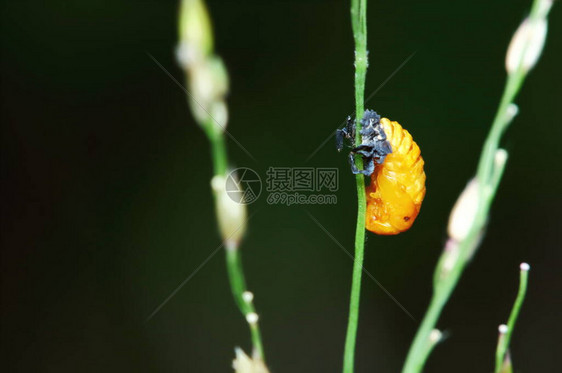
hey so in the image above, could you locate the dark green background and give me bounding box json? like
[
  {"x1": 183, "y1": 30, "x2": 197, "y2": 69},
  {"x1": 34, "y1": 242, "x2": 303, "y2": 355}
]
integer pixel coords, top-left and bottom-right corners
[{"x1": 2, "y1": 0, "x2": 561, "y2": 372}]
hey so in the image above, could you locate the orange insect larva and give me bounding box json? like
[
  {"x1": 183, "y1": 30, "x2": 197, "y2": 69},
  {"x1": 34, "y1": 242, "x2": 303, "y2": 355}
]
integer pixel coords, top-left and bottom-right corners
[{"x1": 365, "y1": 118, "x2": 426, "y2": 235}]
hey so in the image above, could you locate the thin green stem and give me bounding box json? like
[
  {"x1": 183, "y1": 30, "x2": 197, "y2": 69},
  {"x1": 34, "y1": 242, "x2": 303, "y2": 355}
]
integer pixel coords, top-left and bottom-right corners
[
  {"x1": 402, "y1": 1, "x2": 552, "y2": 371},
  {"x1": 205, "y1": 112, "x2": 265, "y2": 361},
  {"x1": 476, "y1": 73, "x2": 521, "y2": 194},
  {"x1": 209, "y1": 128, "x2": 266, "y2": 359},
  {"x1": 343, "y1": 0, "x2": 368, "y2": 372},
  {"x1": 402, "y1": 237, "x2": 470, "y2": 373},
  {"x1": 505, "y1": 267, "x2": 530, "y2": 347},
  {"x1": 343, "y1": 175, "x2": 366, "y2": 373},
  {"x1": 494, "y1": 265, "x2": 529, "y2": 373},
  {"x1": 207, "y1": 124, "x2": 265, "y2": 359},
  {"x1": 180, "y1": 0, "x2": 266, "y2": 364},
  {"x1": 226, "y1": 245, "x2": 265, "y2": 359},
  {"x1": 401, "y1": 76, "x2": 520, "y2": 373},
  {"x1": 206, "y1": 123, "x2": 228, "y2": 176}
]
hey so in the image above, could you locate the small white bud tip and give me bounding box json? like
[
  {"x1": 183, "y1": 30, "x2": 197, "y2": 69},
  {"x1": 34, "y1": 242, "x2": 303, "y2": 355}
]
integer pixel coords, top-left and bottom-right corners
[
  {"x1": 520, "y1": 262, "x2": 530, "y2": 271},
  {"x1": 494, "y1": 149, "x2": 508, "y2": 167},
  {"x1": 211, "y1": 175, "x2": 223, "y2": 191},
  {"x1": 506, "y1": 103, "x2": 519, "y2": 119},
  {"x1": 499, "y1": 324, "x2": 509, "y2": 334},
  {"x1": 448, "y1": 178, "x2": 480, "y2": 242},
  {"x1": 246, "y1": 312, "x2": 259, "y2": 324},
  {"x1": 429, "y1": 329, "x2": 442, "y2": 343},
  {"x1": 242, "y1": 291, "x2": 254, "y2": 303}
]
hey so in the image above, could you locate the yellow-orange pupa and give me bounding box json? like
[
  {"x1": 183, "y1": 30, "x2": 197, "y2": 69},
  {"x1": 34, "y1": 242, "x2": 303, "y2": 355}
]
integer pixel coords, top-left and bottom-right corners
[{"x1": 365, "y1": 117, "x2": 426, "y2": 235}]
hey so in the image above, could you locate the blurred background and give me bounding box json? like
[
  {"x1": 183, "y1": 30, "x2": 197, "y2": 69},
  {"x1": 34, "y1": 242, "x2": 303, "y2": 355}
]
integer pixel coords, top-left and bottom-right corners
[{"x1": 2, "y1": 0, "x2": 561, "y2": 372}]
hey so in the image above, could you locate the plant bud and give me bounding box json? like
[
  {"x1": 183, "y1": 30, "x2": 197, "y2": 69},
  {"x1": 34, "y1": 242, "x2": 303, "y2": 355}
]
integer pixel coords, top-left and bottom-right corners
[
  {"x1": 177, "y1": 0, "x2": 213, "y2": 67},
  {"x1": 232, "y1": 348, "x2": 270, "y2": 373},
  {"x1": 211, "y1": 175, "x2": 247, "y2": 246},
  {"x1": 505, "y1": 15, "x2": 548, "y2": 74},
  {"x1": 448, "y1": 178, "x2": 480, "y2": 242},
  {"x1": 187, "y1": 56, "x2": 229, "y2": 132}
]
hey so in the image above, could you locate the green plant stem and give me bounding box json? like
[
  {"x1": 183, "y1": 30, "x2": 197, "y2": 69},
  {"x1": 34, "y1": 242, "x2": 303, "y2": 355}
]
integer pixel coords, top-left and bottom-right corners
[
  {"x1": 343, "y1": 0, "x2": 368, "y2": 372},
  {"x1": 206, "y1": 123, "x2": 228, "y2": 176},
  {"x1": 477, "y1": 0, "x2": 549, "y2": 209},
  {"x1": 206, "y1": 120, "x2": 265, "y2": 360},
  {"x1": 402, "y1": 238, "x2": 470, "y2": 373},
  {"x1": 402, "y1": 72, "x2": 522, "y2": 373},
  {"x1": 343, "y1": 177, "x2": 366, "y2": 373},
  {"x1": 494, "y1": 266, "x2": 529, "y2": 373},
  {"x1": 226, "y1": 244, "x2": 265, "y2": 360},
  {"x1": 476, "y1": 73, "x2": 521, "y2": 199},
  {"x1": 402, "y1": 1, "x2": 552, "y2": 370}
]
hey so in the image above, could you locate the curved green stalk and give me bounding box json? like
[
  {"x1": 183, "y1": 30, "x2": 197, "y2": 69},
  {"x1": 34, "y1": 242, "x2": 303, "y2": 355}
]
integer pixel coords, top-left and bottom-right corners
[
  {"x1": 206, "y1": 125, "x2": 228, "y2": 177},
  {"x1": 225, "y1": 243, "x2": 265, "y2": 359},
  {"x1": 179, "y1": 0, "x2": 267, "y2": 362},
  {"x1": 204, "y1": 81, "x2": 265, "y2": 364},
  {"x1": 494, "y1": 264, "x2": 529, "y2": 373},
  {"x1": 343, "y1": 0, "x2": 368, "y2": 372},
  {"x1": 402, "y1": 1, "x2": 553, "y2": 372},
  {"x1": 208, "y1": 123, "x2": 265, "y2": 360}
]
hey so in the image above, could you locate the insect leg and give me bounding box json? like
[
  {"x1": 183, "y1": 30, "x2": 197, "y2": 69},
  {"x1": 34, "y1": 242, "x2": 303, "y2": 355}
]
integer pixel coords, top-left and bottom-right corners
[
  {"x1": 349, "y1": 152, "x2": 375, "y2": 176},
  {"x1": 349, "y1": 152, "x2": 362, "y2": 175},
  {"x1": 362, "y1": 157, "x2": 375, "y2": 176}
]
